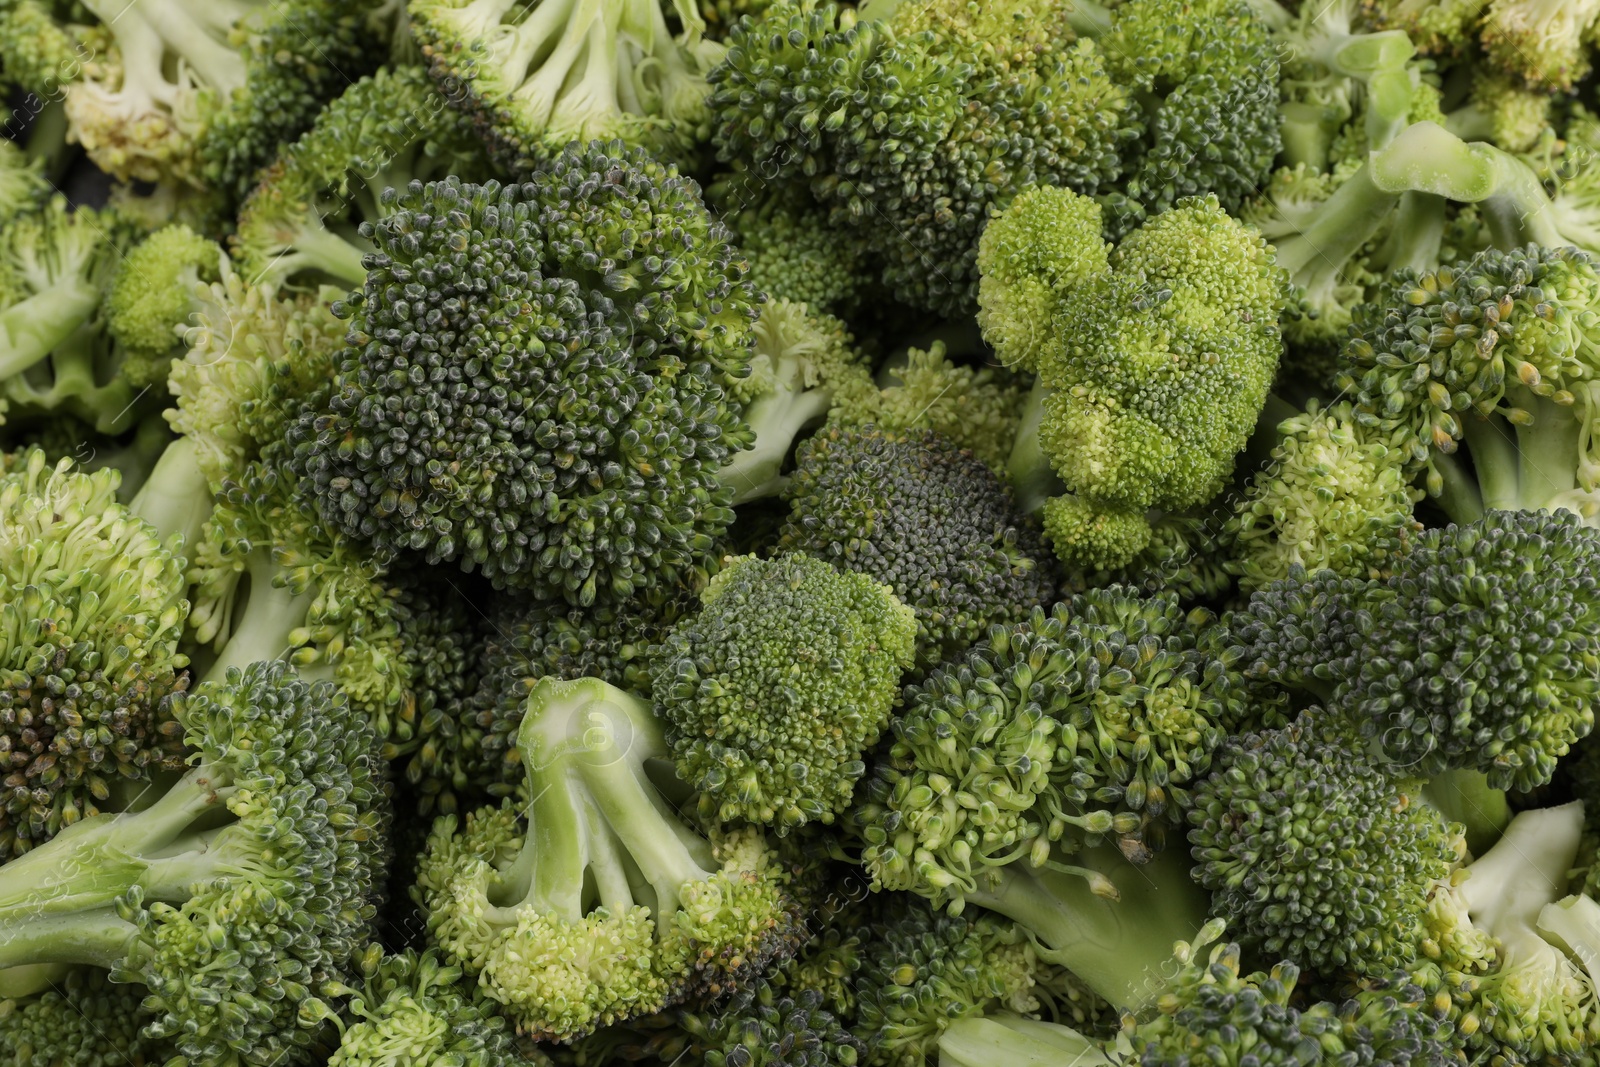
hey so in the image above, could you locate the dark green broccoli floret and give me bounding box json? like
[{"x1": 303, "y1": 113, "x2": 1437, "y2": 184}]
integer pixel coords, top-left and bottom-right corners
[
  {"x1": 1232, "y1": 509, "x2": 1600, "y2": 792},
  {"x1": 0, "y1": 449, "x2": 189, "y2": 860},
  {"x1": 775, "y1": 426, "x2": 1059, "y2": 670},
  {"x1": 675, "y1": 978, "x2": 865, "y2": 1067},
  {"x1": 414, "y1": 676, "x2": 805, "y2": 1042},
  {"x1": 0, "y1": 967, "x2": 174, "y2": 1067},
  {"x1": 1188, "y1": 709, "x2": 1466, "y2": 977},
  {"x1": 287, "y1": 145, "x2": 761, "y2": 604},
  {"x1": 652, "y1": 552, "x2": 917, "y2": 834},
  {"x1": 0, "y1": 659, "x2": 389, "y2": 1067}
]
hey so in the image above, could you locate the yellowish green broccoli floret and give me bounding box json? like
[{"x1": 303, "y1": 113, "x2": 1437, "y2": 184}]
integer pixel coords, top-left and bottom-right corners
[
  {"x1": 414, "y1": 676, "x2": 805, "y2": 1042},
  {"x1": 325, "y1": 948, "x2": 522, "y2": 1067},
  {"x1": 1479, "y1": 0, "x2": 1600, "y2": 92},
  {"x1": 980, "y1": 186, "x2": 1284, "y2": 573},
  {"x1": 103, "y1": 223, "x2": 221, "y2": 390},
  {"x1": 652, "y1": 552, "x2": 917, "y2": 834}
]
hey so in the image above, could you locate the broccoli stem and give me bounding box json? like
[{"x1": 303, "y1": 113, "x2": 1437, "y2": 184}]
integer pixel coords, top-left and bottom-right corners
[
  {"x1": 0, "y1": 282, "x2": 99, "y2": 379},
  {"x1": 1459, "y1": 391, "x2": 1585, "y2": 517},
  {"x1": 5, "y1": 323, "x2": 142, "y2": 434},
  {"x1": 964, "y1": 845, "x2": 1207, "y2": 1011},
  {"x1": 0, "y1": 910, "x2": 134, "y2": 973},
  {"x1": 1278, "y1": 103, "x2": 1336, "y2": 173},
  {"x1": 202, "y1": 547, "x2": 317, "y2": 684},
  {"x1": 1371, "y1": 192, "x2": 1446, "y2": 274},
  {"x1": 939, "y1": 1015, "x2": 1113, "y2": 1067},
  {"x1": 1431, "y1": 450, "x2": 1485, "y2": 524},
  {"x1": 720, "y1": 385, "x2": 835, "y2": 504},
  {"x1": 1458, "y1": 802, "x2": 1584, "y2": 931},
  {"x1": 274, "y1": 223, "x2": 370, "y2": 290},
  {"x1": 1422, "y1": 769, "x2": 1511, "y2": 856},
  {"x1": 129, "y1": 436, "x2": 213, "y2": 551},
  {"x1": 1006, "y1": 380, "x2": 1064, "y2": 516}
]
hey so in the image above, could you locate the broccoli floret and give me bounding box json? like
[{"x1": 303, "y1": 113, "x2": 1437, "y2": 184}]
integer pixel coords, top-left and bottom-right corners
[
  {"x1": 775, "y1": 426, "x2": 1059, "y2": 670},
  {"x1": 1225, "y1": 398, "x2": 1423, "y2": 595},
  {"x1": 287, "y1": 146, "x2": 761, "y2": 604},
  {"x1": 1479, "y1": 0, "x2": 1600, "y2": 92},
  {"x1": 103, "y1": 223, "x2": 221, "y2": 391},
  {"x1": 857, "y1": 588, "x2": 1250, "y2": 1010},
  {"x1": 1188, "y1": 709, "x2": 1466, "y2": 977},
  {"x1": 1361, "y1": 0, "x2": 1483, "y2": 55},
  {"x1": 232, "y1": 65, "x2": 493, "y2": 290},
  {"x1": 709, "y1": 0, "x2": 1135, "y2": 315},
  {"x1": 940, "y1": 922, "x2": 1460, "y2": 1067},
  {"x1": 1232, "y1": 509, "x2": 1600, "y2": 792},
  {"x1": 672, "y1": 977, "x2": 865, "y2": 1067},
  {"x1": 719, "y1": 298, "x2": 876, "y2": 504},
  {"x1": 49, "y1": 0, "x2": 377, "y2": 198},
  {"x1": 652, "y1": 552, "x2": 916, "y2": 834},
  {"x1": 414, "y1": 675, "x2": 805, "y2": 1041},
  {"x1": 409, "y1": 0, "x2": 723, "y2": 172},
  {"x1": 0, "y1": 449, "x2": 189, "y2": 860},
  {"x1": 1443, "y1": 67, "x2": 1555, "y2": 152},
  {"x1": 0, "y1": 967, "x2": 174, "y2": 1067},
  {"x1": 1340, "y1": 244, "x2": 1600, "y2": 521},
  {"x1": 325, "y1": 948, "x2": 522, "y2": 1067},
  {"x1": 0, "y1": 659, "x2": 388, "y2": 1067},
  {"x1": 980, "y1": 188, "x2": 1284, "y2": 573}
]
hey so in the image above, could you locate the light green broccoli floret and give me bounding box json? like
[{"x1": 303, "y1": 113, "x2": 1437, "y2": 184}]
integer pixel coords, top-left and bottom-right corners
[
  {"x1": 104, "y1": 223, "x2": 221, "y2": 390},
  {"x1": 652, "y1": 552, "x2": 917, "y2": 834},
  {"x1": 1444, "y1": 67, "x2": 1554, "y2": 151},
  {"x1": 0, "y1": 967, "x2": 173, "y2": 1067},
  {"x1": 414, "y1": 676, "x2": 805, "y2": 1042},
  {"x1": 326, "y1": 948, "x2": 521, "y2": 1067},
  {"x1": 983, "y1": 187, "x2": 1284, "y2": 572},
  {"x1": 1480, "y1": 0, "x2": 1600, "y2": 92}
]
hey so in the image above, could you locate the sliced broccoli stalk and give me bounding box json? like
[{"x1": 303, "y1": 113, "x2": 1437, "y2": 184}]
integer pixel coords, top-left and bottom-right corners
[{"x1": 963, "y1": 845, "x2": 1208, "y2": 1012}]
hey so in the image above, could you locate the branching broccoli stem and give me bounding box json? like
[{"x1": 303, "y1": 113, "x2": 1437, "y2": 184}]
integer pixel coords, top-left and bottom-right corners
[
  {"x1": 0, "y1": 660, "x2": 386, "y2": 1067},
  {"x1": 416, "y1": 676, "x2": 802, "y2": 1042},
  {"x1": 0, "y1": 199, "x2": 111, "y2": 388}
]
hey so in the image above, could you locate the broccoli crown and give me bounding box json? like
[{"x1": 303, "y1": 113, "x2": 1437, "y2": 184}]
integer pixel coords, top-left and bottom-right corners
[
  {"x1": 104, "y1": 223, "x2": 220, "y2": 387},
  {"x1": 414, "y1": 676, "x2": 805, "y2": 1042},
  {"x1": 1187, "y1": 710, "x2": 1465, "y2": 977},
  {"x1": 232, "y1": 65, "x2": 493, "y2": 291},
  {"x1": 409, "y1": 0, "x2": 723, "y2": 172},
  {"x1": 979, "y1": 187, "x2": 1283, "y2": 571},
  {"x1": 0, "y1": 967, "x2": 173, "y2": 1067},
  {"x1": 776, "y1": 426, "x2": 1059, "y2": 669},
  {"x1": 709, "y1": 0, "x2": 1133, "y2": 315},
  {"x1": 862, "y1": 586, "x2": 1244, "y2": 900},
  {"x1": 288, "y1": 146, "x2": 761, "y2": 604},
  {"x1": 849, "y1": 894, "x2": 1069, "y2": 1067},
  {"x1": 1339, "y1": 244, "x2": 1600, "y2": 517},
  {"x1": 1233, "y1": 509, "x2": 1600, "y2": 791},
  {"x1": 1479, "y1": 0, "x2": 1600, "y2": 91},
  {"x1": 652, "y1": 552, "x2": 917, "y2": 834},
  {"x1": 327, "y1": 948, "x2": 521, "y2": 1067},
  {"x1": 1362, "y1": 0, "x2": 1482, "y2": 55},
  {"x1": 1225, "y1": 400, "x2": 1423, "y2": 595},
  {"x1": 0, "y1": 449, "x2": 189, "y2": 859},
  {"x1": 1127, "y1": 931, "x2": 1456, "y2": 1067},
  {"x1": 469, "y1": 574, "x2": 718, "y2": 791},
  {"x1": 0, "y1": 659, "x2": 388, "y2": 1067},
  {"x1": 1095, "y1": 0, "x2": 1282, "y2": 238},
  {"x1": 677, "y1": 978, "x2": 865, "y2": 1067}
]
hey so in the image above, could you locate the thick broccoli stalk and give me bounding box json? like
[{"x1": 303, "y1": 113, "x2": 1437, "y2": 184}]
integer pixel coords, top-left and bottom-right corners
[
  {"x1": 410, "y1": 0, "x2": 723, "y2": 172},
  {"x1": 414, "y1": 675, "x2": 805, "y2": 1042},
  {"x1": 231, "y1": 65, "x2": 492, "y2": 291},
  {"x1": 0, "y1": 660, "x2": 387, "y2": 1067},
  {"x1": 1232, "y1": 509, "x2": 1600, "y2": 792},
  {"x1": 775, "y1": 426, "x2": 1060, "y2": 671},
  {"x1": 718, "y1": 299, "x2": 875, "y2": 504},
  {"x1": 652, "y1": 552, "x2": 916, "y2": 834},
  {"x1": 981, "y1": 188, "x2": 1283, "y2": 573},
  {"x1": 858, "y1": 588, "x2": 1252, "y2": 1009},
  {"x1": 1225, "y1": 398, "x2": 1423, "y2": 595},
  {"x1": 324, "y1": 949, "x2": 522, "y2": 1067},
  {"x1": 1341, "y1": 244, "x2": 1600, "y2": 524},
  {"x1": 1187, "y1": 709, "x2": 1465, "y2": 977},
  {"x1": 0, "y1": 450, "x2": 189, "y2": 861},
  {"x1": 287, "y1": 146, "x2": 760, "y2": 605},
  {"x1": 104, "y1": 223, "x2": 221, "y2": 390}
]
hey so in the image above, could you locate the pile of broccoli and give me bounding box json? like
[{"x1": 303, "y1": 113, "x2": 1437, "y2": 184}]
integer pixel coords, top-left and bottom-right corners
[{"x1": 5, "y1": 0, "x2": 1600, "y2": 1065}]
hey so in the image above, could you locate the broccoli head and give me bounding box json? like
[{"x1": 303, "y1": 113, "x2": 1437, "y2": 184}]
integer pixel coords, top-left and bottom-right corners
[
  {"x1": 1232, "y1": 509, "x2": 1600, "y2": 792},
  {"x1": 0, "y1": 659, "x2": 388, "y2": 1067},
  {"x1": 287, "y1": 143, "x2": 761, "y2": 604},
  {"x1": 414, "y1": 675, "x2": 805, "y2": 1042},
  {"x1": 775, "y1": 426, "x2": 1059, "y2": 670},
  {"x1": 979, "y1": 187, "x2": 1284, "y2": 573},
  {"x1": 0, "y1": 449, "x2": 189, "y2": 860},
  {"x1": 652, "y1": 552, "x2": 916, "y2": 834},
  {"x1": 325, "y1": 948, "x2": 522, "y2": 1067},
  {"x1": 103, "y1": 223, "x2": 221, "y2": 391},
  {"x1": 0, "y1": 967, "x2": 173, "y2": 1067}
]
